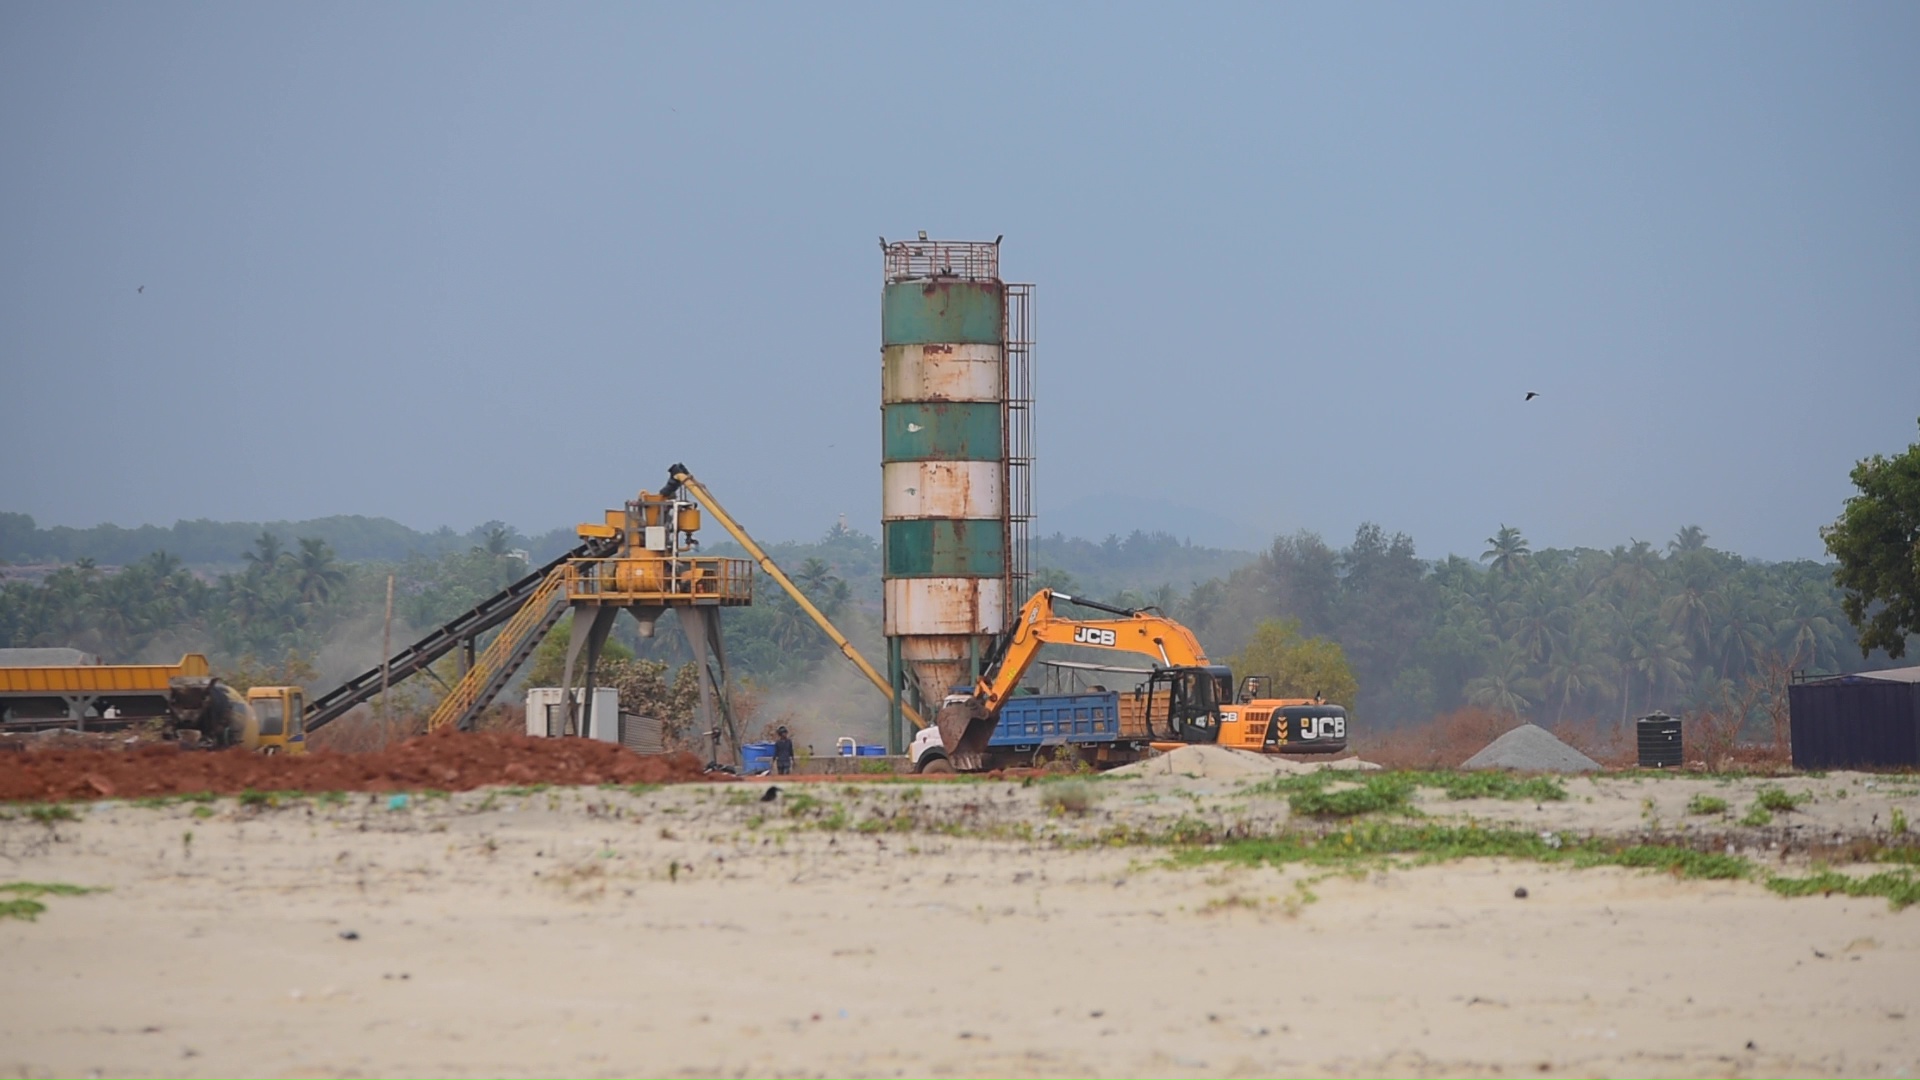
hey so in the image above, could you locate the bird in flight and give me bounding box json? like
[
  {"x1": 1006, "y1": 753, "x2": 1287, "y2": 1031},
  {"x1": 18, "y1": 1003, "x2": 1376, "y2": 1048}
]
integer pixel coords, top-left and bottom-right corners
[
  {"x1": 1524, "y1": 391, "x2": 1539, "y2": 401},
  {"x1": 137, "y1": 286, "x2": 144, "y2": 294}
]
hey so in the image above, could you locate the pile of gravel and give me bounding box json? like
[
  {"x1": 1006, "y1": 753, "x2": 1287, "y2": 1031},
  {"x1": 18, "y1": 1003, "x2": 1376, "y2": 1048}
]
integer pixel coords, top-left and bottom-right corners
[{"x1": 1461, "y1": 724, "x2": 1601, "y2": 772}]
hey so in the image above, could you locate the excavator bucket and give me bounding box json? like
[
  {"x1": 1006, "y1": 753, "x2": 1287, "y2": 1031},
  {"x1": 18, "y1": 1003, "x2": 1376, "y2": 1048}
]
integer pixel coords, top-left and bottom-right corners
[{"x1": 935, "y1": 699, "x2": 999, "y2": 770}]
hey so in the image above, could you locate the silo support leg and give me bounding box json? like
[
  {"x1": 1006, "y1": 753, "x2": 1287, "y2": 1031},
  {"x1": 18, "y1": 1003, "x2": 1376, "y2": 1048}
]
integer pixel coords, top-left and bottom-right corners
[{"x1": 887, "y1": 636, "x2": 904, "y2": 755}]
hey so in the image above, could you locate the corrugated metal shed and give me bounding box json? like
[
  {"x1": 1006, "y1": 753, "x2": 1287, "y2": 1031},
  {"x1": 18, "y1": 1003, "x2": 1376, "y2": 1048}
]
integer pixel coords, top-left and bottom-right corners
[{"x1": 1788, "y1": 666, "x2": 1920, "y2": 769}]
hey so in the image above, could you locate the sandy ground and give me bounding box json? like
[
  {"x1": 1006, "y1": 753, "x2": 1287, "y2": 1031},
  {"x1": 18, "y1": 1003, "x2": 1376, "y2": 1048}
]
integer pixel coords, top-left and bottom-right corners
[{"x1": 3, "y1": 764, "x2": 1918, "y2": 1078}]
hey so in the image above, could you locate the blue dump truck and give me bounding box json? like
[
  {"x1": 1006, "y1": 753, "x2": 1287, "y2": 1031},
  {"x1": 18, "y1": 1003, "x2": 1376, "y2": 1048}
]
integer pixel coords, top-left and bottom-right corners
[{"x1": 909, "y1": 689, "x2": 1153, "y2": 773}]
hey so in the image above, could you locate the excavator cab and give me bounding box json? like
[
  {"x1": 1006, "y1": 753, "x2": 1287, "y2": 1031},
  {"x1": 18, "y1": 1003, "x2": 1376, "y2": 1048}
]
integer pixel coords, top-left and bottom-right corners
[{"x1": 1148, "y1": 665, "x2": 1235, "y2": 744}]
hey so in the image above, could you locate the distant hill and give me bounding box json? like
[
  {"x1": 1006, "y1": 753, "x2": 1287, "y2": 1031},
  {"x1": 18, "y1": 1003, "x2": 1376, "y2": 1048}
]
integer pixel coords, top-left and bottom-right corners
[
  {"x1": 0, "y1": 511, "x2": 581, "y2": 568},
  {"x1": 1030, "y1": 531, "x2": 1256, "y2": 598}
]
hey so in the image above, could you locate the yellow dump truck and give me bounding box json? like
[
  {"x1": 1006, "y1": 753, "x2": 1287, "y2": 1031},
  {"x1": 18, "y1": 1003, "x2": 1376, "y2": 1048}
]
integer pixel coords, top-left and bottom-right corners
[{"x1": 0, "y1": 653, "x2": 305, "y2": 753}]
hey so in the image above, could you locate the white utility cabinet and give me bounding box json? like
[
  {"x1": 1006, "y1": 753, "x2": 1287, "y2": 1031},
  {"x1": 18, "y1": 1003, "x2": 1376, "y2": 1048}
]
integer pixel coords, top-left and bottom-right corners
[{"x1": 525, "y1": 686, "x2": 620, "y2": 743}]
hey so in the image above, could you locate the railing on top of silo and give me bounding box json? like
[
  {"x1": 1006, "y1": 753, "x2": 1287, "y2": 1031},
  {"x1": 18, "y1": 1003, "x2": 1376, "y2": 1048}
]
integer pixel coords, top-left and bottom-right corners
[{"x1": 883, "y1": 238, "x2": 1000, "y2": 283}]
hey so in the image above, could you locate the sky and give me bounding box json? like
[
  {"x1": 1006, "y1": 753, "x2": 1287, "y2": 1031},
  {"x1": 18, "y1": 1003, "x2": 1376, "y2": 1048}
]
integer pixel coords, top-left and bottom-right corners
[{"x1": 2, "y1": 3, "x2": 1916, "y2": 563}]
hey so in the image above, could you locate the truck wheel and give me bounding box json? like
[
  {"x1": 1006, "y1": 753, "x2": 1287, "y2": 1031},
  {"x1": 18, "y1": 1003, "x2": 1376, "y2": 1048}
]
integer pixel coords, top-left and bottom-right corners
[{"x1": 919, "y1": 756, "x2": 954, "y2": 775}]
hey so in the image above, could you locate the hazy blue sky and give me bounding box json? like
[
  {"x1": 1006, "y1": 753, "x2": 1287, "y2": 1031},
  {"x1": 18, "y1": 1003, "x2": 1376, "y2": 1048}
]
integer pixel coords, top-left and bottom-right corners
[{"x1": 3, "y1": 3, "x2": 1915, "y2": 561}]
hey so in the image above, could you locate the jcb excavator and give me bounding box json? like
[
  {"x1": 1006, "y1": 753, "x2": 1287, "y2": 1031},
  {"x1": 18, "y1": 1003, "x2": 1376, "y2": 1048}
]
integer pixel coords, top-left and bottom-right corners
[{"x1": 926, "y1": 589, "x2": 1348, "y2": 771}]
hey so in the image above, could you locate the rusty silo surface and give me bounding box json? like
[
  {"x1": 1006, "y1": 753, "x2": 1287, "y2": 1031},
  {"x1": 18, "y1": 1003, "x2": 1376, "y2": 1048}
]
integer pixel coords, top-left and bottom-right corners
[{"x1": 879, "y1": 237, "x2": 1032, "y2": 749}]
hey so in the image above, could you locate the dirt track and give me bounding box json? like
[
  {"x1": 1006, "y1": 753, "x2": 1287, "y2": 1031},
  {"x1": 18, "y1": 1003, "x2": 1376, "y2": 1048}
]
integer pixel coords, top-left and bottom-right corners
[{"x1": 0, "y1": 731, "x2": 710, "y2": 802}]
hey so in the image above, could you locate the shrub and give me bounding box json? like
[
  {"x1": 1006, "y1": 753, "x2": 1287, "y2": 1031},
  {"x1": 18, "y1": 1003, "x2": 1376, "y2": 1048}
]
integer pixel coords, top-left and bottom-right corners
[
  {"x1": 1042, "y1": 780, "x2": 1102, "y2": 817},
  {"x1": 1289, "y1": 775, "x2": 1414, "y2": 818},
  {"x1": 1754, "y1": 787, "x2": 1809, "y2": 813},
  {"x1": 1686, "y1": 794, "x2": 1729, "y2": 816}
]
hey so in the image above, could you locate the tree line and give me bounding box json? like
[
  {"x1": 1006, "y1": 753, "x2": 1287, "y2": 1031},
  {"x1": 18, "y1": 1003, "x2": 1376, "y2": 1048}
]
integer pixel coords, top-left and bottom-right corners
[
  {"x1": 0, "y1": 511, "x2": 582, "y2": 568},
  {"x1": 1130, "y1": 523, "x2": 1898, "y2": 731},
  {"x1": 3, "y1": 516, "x2": 1907, "y2": 738}
]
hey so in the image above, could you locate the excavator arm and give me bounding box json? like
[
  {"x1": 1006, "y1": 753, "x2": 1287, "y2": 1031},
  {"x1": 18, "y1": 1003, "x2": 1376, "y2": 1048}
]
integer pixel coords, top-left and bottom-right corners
[{"x1": 934, "y1": 589, "x2": 1231, "y2": 767}]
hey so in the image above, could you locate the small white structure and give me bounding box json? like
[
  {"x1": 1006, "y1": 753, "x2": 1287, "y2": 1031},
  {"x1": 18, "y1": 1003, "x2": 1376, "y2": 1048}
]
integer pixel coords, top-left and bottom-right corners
[{"x1": 525, "y1": 687, "x2": 619, "y2": 744}]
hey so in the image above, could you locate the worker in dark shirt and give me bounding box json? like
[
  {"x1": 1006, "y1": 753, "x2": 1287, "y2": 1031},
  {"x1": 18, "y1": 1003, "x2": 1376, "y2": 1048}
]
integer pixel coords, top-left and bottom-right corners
[{"x1": 773, "y1": 726, "x2": 795, "y2": 775}]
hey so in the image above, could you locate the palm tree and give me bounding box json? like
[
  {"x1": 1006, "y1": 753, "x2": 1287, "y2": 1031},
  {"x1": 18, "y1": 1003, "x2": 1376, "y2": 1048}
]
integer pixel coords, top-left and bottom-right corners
[
  {"x1": 1605, "y1": 540, "x2": 1661, "y2": 603},
  {"x1": 1630, "y1": 628, "x2": 1693, "y2": 715},
  {"x1": 1482, "y1": 526, "x2": 1531, "y2": 577},
  {"x1": 1660, "y1": 555, "x2": 1721, "y2": 669},
  {"x1": 473, "y1": 523, "x2": 515, "y2": 557},
  {"x1": 1546, "y1": 626, "x2": 1614, "y2": 723},
  {"x1": 1465, "y1": 643, "x2": 1539, "y2": 719},
  {"x1": 243, "y1": 532, "x2": 287, "y2": 572},
  {"x1": 1668, "y1": 525, "x2": 1710, "y2": 555},
  {"x1": 1714, "y1": 584, "x2": 1771, "y2": 678},
  {"x1": 1775, "y1": 582, "x2": 1841, "y2": 671},
  {"x1": 1509, "y1": 578, "x2": 1566, "y2": 664},
  {"x1": 143, "y1": 550, "x2": 183, "y2": 578},
  {"x1": 292, "y1": 537, "x2": 347, "y2": 606}
]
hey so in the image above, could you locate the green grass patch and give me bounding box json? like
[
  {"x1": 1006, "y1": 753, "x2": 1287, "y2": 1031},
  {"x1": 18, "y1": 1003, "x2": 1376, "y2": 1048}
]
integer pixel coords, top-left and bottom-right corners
[
  {"x1": 1767, "y1": 869, "x2": 1920, "y2": 911},
  {"x1": 1739, "y1": 806, "x2": 1772, "y2": 827},
  {"x1": 783, "y1": 791, "x2": 825, "y2": 816},
  {"x1": 1754, "y1": 787, "x2": 1810, "y2": 814},
  {"x1": 0, "y1": 899, "x2": 45, "y2": 921},
  {"x1": 1596, "y1": 845, "x2": 1750, "y2": 880},
  {"x1": 1423, "y1": 772, "x2": 1569, "y2": 802},
  {"x1": 1686, "y1": 794, "x2": 1729, "y2": 815},
  {"x1": 25, "y1": 804, "x2": 78, "y2": 823},
  {"x1": 1170, "y1": 821, "x2": 1759, "y2": 884},
  {"x1": 1246, "y1": 771, "x2": 1567, "y2": 818},
  {"x1": 1288, "y1": 775, "x2": 1416, "y2": 818},
  {"x1": 1879, "y1": 844, "x2": 1920, "y2": 866},
  {"x1": 0, "y1": 882, "x2": 99, "y2": 898},
  {"x1": 0, "y1": 882, "x2": 104, "y2": 923}
]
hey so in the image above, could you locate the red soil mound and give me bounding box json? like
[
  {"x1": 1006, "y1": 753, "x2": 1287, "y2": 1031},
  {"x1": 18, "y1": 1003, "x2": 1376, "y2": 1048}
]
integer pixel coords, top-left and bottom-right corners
[{"x1": 0, "y1": 730, "x2": 712, "y2": 802}]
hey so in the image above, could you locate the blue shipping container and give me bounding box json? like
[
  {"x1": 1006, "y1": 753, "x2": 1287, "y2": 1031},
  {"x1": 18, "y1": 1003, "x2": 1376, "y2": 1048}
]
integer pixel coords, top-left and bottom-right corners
[{"x1": 988, "y1": 691, "x2": 1122, "y2": 748}]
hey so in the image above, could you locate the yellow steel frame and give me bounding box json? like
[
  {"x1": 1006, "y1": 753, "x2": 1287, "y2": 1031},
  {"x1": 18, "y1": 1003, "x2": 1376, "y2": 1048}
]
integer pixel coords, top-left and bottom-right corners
[
  {"x1": 564, "y1": 556, "x2": 753, "y2": 606},
  {"x1": 425, "y1": 564, "x2": 571, "y2": 732}
]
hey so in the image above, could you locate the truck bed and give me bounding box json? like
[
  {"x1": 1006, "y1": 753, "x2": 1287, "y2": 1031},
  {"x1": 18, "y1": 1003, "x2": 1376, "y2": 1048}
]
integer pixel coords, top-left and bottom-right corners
[{"x1": 989, "y1": 691, "x2": 1123, "y2": 747}]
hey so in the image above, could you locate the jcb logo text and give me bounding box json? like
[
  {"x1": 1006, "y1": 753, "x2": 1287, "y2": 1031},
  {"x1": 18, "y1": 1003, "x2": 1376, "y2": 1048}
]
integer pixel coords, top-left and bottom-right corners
[
  {"x1": 1072, "y1": 627, "x2": 1117, "y2": 647},
  {"x1": 1296, "y1": 716, "x2": 1346, "y2": 741}
]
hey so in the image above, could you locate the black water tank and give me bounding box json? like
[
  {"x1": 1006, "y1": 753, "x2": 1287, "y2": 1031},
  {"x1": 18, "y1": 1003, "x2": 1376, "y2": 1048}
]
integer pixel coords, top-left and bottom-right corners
[{"x1": 1637, "y1": 712, "x2": 1683, "y2": 768}]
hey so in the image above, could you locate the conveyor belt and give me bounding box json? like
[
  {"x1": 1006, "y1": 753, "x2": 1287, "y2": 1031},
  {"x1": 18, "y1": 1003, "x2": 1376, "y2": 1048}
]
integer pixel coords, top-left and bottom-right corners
[{"x1": 304, "y1": 537, "x2": 616, "y2": 732}]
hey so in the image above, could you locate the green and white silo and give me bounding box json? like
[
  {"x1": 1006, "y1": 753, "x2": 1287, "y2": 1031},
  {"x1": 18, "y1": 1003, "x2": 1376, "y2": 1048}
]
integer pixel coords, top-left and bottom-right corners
[{"x1": 880, "y1": 237, "x2": 1031, "y2": 750}]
